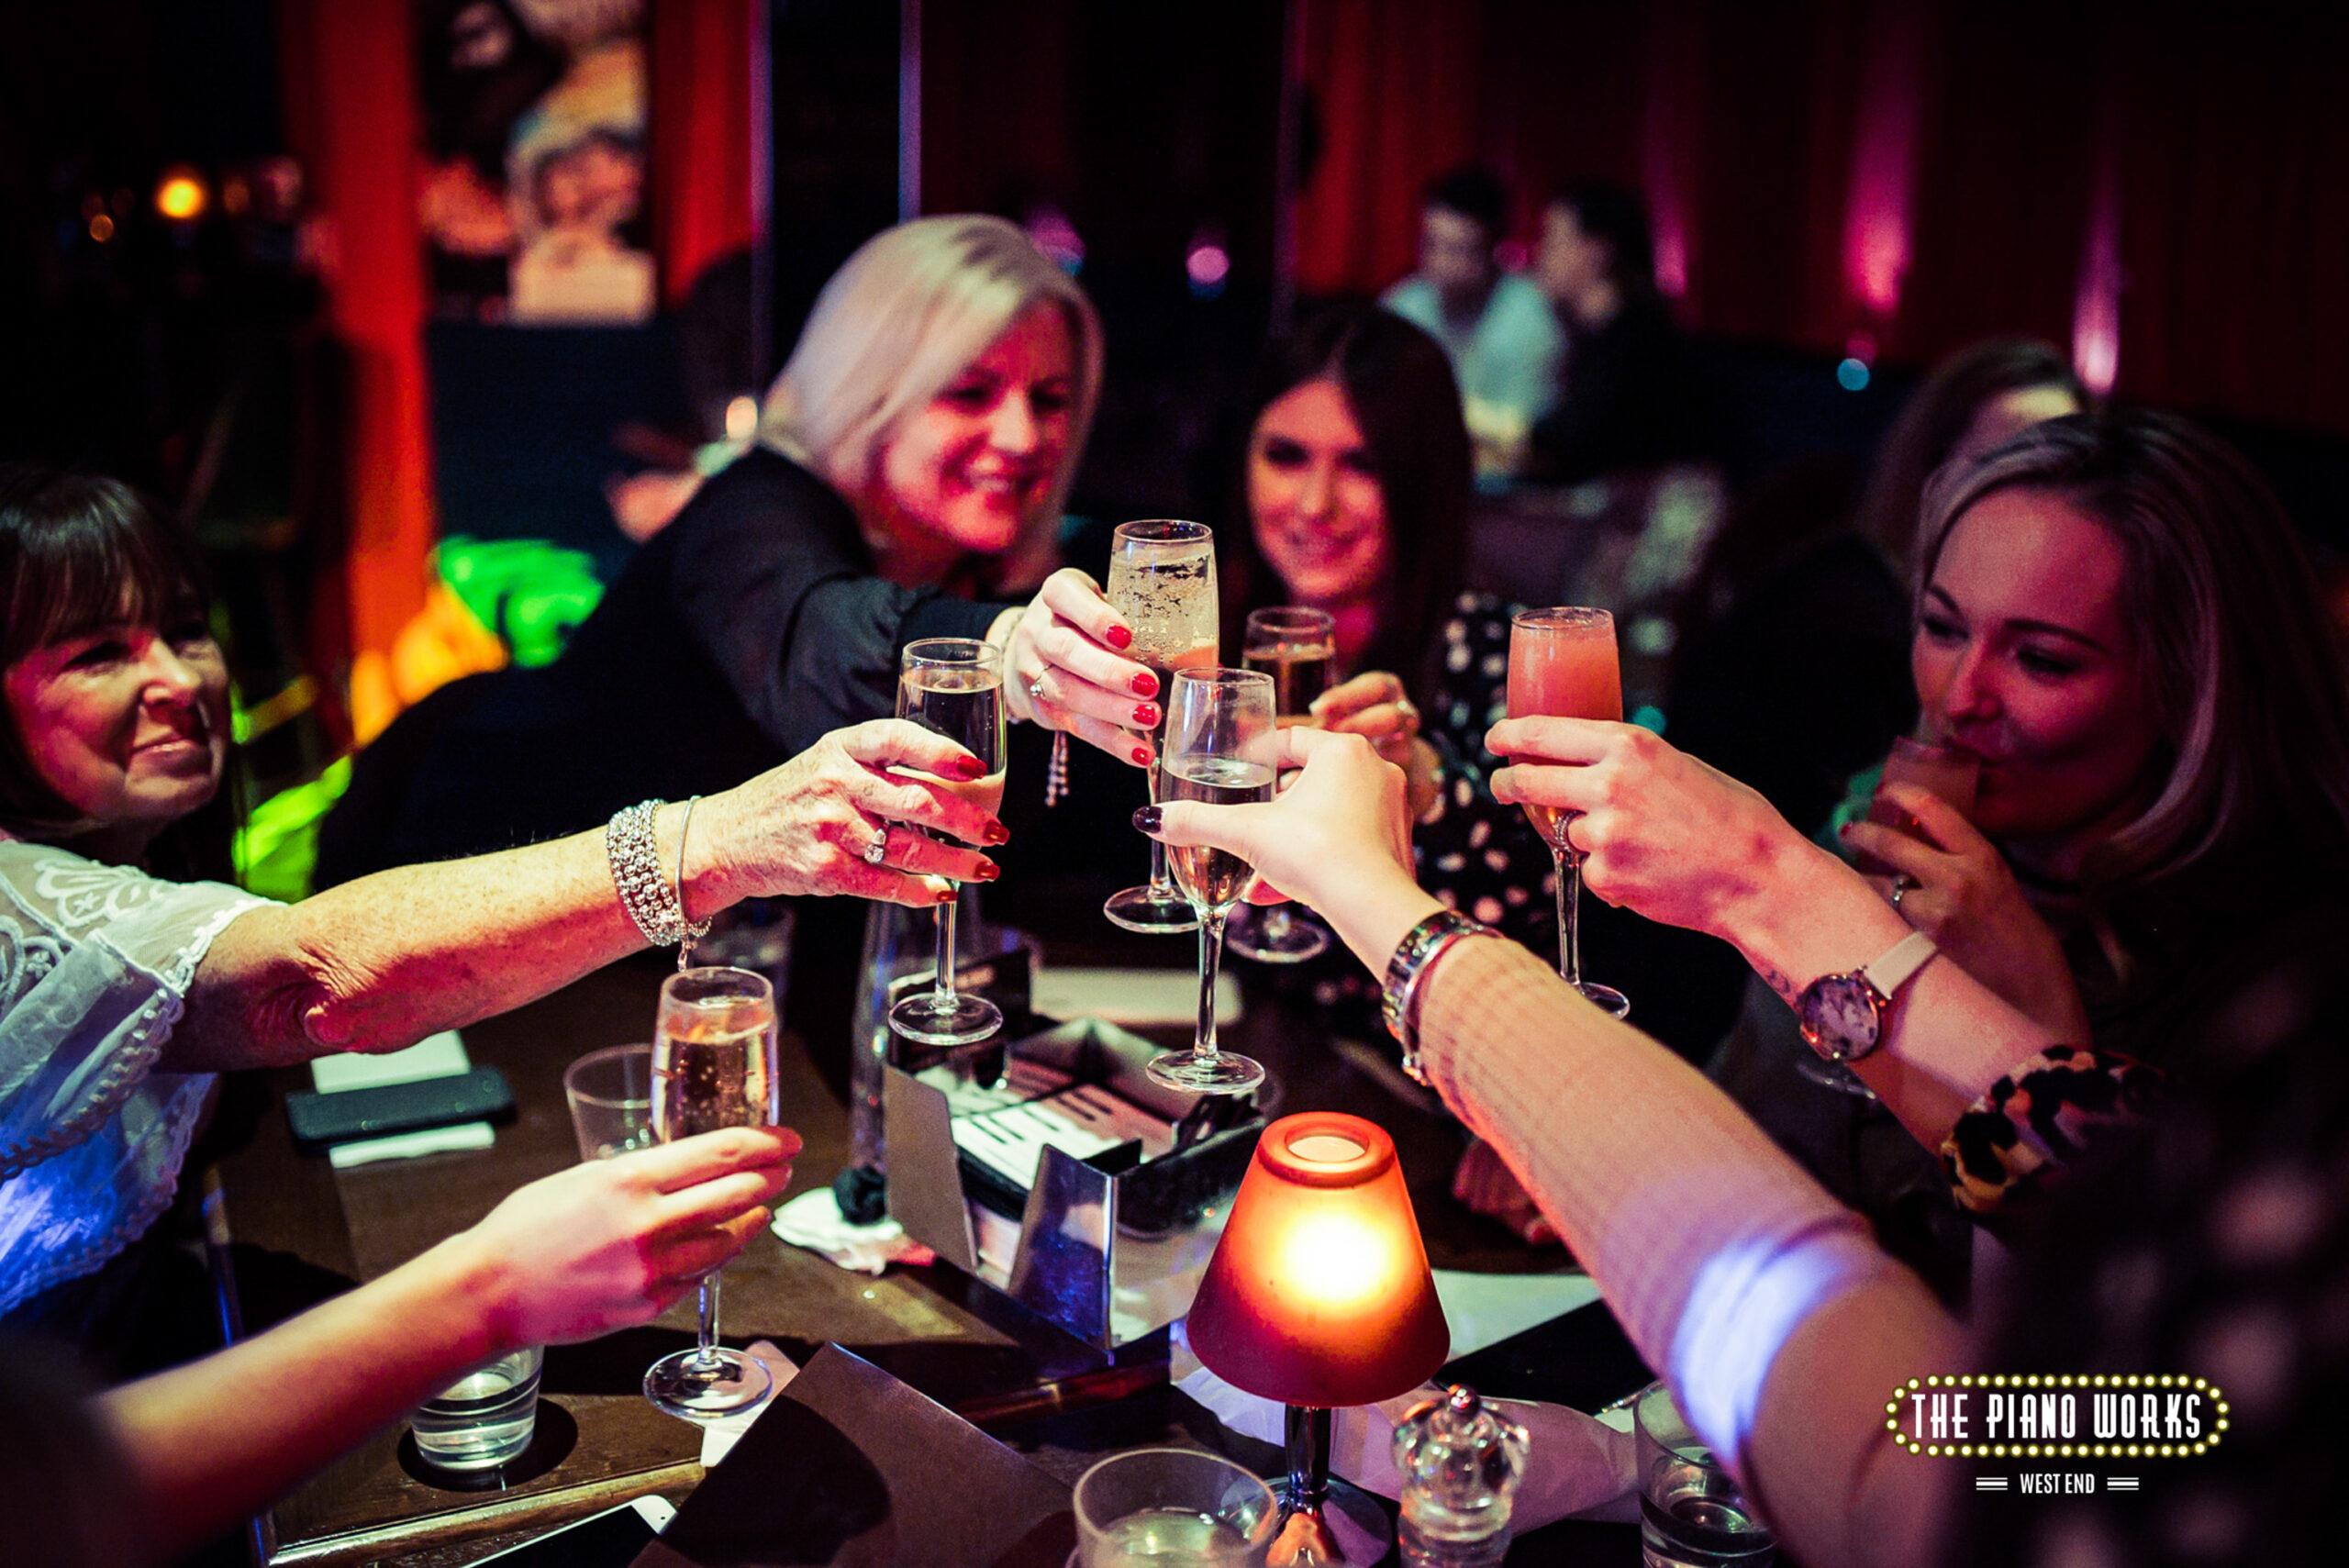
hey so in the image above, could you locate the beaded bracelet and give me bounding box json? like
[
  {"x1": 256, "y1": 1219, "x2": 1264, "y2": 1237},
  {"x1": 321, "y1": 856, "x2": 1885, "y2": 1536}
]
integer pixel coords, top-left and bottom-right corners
[{"x1": 607, "y1": 799, "x2": 710, "y2": 951}]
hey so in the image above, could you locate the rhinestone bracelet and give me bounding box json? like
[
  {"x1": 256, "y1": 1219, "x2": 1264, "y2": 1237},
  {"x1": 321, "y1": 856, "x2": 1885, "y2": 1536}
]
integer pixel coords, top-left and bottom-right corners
[{"x1": 607, "y1": 798, "x2": 701, "y2": 949}]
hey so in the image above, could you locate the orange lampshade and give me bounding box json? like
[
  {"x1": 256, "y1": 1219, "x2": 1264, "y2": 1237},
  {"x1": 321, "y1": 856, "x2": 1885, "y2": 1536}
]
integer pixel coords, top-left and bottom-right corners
[{"x1": 1186, "y1": 1112, "x2": 1450, "y2": 1409}]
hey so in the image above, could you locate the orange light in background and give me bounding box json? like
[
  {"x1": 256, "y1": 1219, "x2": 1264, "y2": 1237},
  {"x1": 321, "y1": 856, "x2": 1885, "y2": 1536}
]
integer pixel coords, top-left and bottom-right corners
[
  {"x1": 87, "y1": 214, "x2": 116, "y2": 243},
  {"x1": 156, "y1": 169, "x2": 209, "y2": 222}
]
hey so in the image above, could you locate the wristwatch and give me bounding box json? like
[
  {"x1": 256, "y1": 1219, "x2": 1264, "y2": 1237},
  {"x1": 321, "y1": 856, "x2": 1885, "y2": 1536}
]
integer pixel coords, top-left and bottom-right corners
[{"x1": 1796, "y1": 930, "x2": 1939, "y2": 1064}]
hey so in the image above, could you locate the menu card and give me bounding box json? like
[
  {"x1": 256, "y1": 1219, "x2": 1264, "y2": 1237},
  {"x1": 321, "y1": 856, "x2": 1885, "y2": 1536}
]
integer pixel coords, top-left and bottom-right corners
[{"x1": 630, "y1": 1345, "x2": 1075, "y2": 1568}]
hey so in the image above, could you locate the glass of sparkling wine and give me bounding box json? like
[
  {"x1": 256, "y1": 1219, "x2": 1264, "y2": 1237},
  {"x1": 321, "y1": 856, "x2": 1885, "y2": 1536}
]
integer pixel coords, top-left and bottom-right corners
[
  {"x1": 1507, "y1": 606, "x2": 1631, "y2": 1018},
  {"x1": 1074, "y1": 1448, "x2": 1277, "y2": 1568},
  {"x1": 1226, "y1": 606, "x2": 1335, "y2": 964},
  {"x1": 642, "y1": 965, "x2": 779, "y2": 1420},
  {"x1": 1147, "y1": 666, "x2": 1275, "y2": 1095},
  {"x1": 886, "y1": 638, "x2": 1008, "y2": 1046},
  {"x1": 1104, "y1": 519, "x2": 1219, "y2": 936}
]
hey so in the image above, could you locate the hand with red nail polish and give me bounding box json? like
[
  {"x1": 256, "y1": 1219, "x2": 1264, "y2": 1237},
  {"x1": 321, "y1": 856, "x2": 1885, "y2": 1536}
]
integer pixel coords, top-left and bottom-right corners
[{"x1": 988, "y1": 567, "x2": 1163, "y2": 770}]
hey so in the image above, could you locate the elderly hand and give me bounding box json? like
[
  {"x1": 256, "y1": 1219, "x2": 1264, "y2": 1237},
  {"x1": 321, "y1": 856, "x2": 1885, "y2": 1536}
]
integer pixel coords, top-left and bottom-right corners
[
  {"x1": 1486, "y1": 716, "x2": 1811, "y2": 941},
  {"x1": 699, "y1": 719, "x2": 1008, "y2": 908},
  {"x1": 459, "y1": 1126, "x2": 799, "y2": 1351},
  {"x1": 1841, "y1": 784, "x2": 2091, "y2": 1040},
  {"x1": 1139, "y1": 728, "x2": 1413, "y2": 916},
  {"x1": 1315, "y1": 670, "x2": 1442, "y2": 819},
  {"x1": 993, "y1": 568, "x2": 1163, "y2": 768}
]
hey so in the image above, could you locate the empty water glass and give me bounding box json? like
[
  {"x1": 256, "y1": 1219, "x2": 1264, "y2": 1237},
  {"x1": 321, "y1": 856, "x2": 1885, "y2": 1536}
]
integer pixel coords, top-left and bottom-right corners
[
  {"x1": 1635, "y1": 1382, "x2": 1775, "y2": 1568},
  {"x1": 1075, "y1": 1448, "x2": 1277, "y2": 1568},
  {"x1": 563, "y1": 1043, "x2": 655, "y2": 1162},
  {"x1": 412, "y1": 1345, "x2": 543, "y2": 1472}
]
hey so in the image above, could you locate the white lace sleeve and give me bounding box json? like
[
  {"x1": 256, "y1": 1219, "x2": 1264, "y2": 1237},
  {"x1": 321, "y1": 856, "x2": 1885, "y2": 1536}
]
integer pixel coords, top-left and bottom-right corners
[{"x1": 0, "y1": 842, "x2": 273, "y2": 1313}]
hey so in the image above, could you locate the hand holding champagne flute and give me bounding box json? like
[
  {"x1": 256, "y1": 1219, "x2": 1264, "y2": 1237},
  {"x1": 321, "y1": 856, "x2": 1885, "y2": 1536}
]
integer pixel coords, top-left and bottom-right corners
[
  {"x1": 1506, "y1": 607, "x2": 1631, "y2": 1018},
  {"x1": 885, "y1": 639, "x2": 1010, "y2": 1045},
  {"x1": 642, "y1": 966, "x2": 781, "y2": 1418},
  {"x1": 1103, "y1": 520, "x2": 1220, "y2": 935},
  {"x1": 1227, "y1": 606, "x2": 1335, "y2": 963},
  {"x1": 1146, "y1": 667, "x2": 1277, "y2": 1095}
]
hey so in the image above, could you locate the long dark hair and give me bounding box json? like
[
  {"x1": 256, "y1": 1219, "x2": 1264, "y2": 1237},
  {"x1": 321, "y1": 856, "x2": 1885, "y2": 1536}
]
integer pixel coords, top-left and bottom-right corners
[
  {"x1": 0, "y1": 466, "x2": 238, "y2": 882},
  {"x1": 1858, "y1": 338, "x2": 2088, "y2": 573},
  {"x1": 1219, "y1": 306, "x2": 1473, "y2": 694},
  {"x1": 1916, "y1": 412, "x2": 2349, "y2": 929}
]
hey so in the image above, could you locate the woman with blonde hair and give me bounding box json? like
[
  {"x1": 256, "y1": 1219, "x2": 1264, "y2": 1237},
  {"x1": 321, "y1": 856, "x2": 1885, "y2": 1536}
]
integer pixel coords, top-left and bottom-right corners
[{"x1": 323, "y1": 214, "x2": 1158, "y2": 882}]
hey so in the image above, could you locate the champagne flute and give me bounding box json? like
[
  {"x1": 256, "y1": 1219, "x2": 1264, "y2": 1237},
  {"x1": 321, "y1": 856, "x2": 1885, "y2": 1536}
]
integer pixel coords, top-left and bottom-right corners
[
  {"x1": 1227, "y1": 606, "x2": 1335, "y2": 963},
  {"x1": 1145, "y1": 666, "x2": 1275, "y2": 1095},
  {"x1": 886, "y1": 638, "x2": 1008, "y2": 1046},
  {"x1": 1506, "y1": 607, "x2": 1631, "y2": 1018},
  {"x1": 642, "y1": 965, "x2": 779, "y2": 1419},
  {"x1": 1102, "y1": 520, "x2": 1219, "y2": 935}
]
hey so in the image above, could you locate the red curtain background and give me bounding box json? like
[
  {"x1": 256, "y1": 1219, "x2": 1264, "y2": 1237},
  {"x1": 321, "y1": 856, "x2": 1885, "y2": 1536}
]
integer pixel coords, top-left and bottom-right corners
[
  {"x1": 1293, "y1": 0, "x2": 2349, "y2": 438},
  {"x1": 651, "y1": 0, "x2": 759, "y2": 308}
]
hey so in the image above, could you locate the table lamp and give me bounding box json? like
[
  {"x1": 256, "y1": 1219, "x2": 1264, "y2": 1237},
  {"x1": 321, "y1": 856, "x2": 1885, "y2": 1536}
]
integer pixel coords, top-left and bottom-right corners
[{"x1": 1186, "y1": 1112, "x2": 1450, "y2": 1565}]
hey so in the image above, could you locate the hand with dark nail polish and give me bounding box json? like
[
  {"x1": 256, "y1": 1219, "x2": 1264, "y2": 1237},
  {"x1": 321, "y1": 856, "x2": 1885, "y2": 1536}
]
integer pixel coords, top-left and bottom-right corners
[
  {"x1": 976, "y1": 862, "x2": 1000, "y2": 882},
  {"x1": 1131, "y1": 806, "x2": 1163, "y2": 834},
  {"x1": 983, "y1": 819, "x2": 1010, "y2": 846}
]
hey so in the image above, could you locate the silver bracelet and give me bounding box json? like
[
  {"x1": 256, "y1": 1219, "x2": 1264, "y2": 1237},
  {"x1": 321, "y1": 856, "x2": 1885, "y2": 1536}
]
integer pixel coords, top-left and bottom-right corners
[
  {"x1": 674, "y1": 795, "x2": 714, "y2": 964},
  {"x1": 607, "y1": 799, "x2": 695, "y2": 948}
]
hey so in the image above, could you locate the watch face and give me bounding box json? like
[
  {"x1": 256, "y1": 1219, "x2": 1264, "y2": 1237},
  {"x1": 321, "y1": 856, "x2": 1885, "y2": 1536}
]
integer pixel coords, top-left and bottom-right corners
[{"x1": 1800, "y1": 974, "x2": 1880, "y2": 1062}]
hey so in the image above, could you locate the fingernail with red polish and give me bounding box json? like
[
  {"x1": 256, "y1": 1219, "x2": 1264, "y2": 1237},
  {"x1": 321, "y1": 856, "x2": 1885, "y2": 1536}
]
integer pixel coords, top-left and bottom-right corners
[
  {"x1": 1106, "y1": 624, "x2": 1133, "y2": 651},
  {"x1": 1133, "y1": 703, "x2": 1159, "y2": 728},
  {"x1": 952, "y1": 754, "x2": 987, "y2": 781},
  {"x1": 1131, "y1": 672, "x2": 1159, "y2": 697},
  {"x1": 1132, "y1": 806, "x2": 1163, "y2": 834},
  {"x1": 1131, "y1": 745, "x2": 1153, "y2": 767},
  {"x1": 977, "y1": 862, "x2": 1000, "y2": 882},
  {"x1": 984, "y1": 819, "x2": 1010, "y2": 845},
  {"x1": 935, "y1": 886, "x2": 956, "y2": 904}
]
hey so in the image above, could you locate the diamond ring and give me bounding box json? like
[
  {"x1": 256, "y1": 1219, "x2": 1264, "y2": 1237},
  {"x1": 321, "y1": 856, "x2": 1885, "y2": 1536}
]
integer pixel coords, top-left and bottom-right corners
[{"x1": 863, "y1": 826, "x2": 891, "y2": 866}]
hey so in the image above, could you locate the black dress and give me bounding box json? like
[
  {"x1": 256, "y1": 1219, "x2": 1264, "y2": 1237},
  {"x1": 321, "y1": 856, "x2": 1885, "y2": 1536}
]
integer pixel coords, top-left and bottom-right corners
[{"x1": 317, "y1": 448, "x2": 1006, "y2": 882}]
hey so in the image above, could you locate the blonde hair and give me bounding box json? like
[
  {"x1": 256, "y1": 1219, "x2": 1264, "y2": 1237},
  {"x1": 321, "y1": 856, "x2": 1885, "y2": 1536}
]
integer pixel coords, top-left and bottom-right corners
[
  {"x1": 758, "y1": 215, "x2": 1103, "y2": 560},
  {"x1": 1914, "y1": 412, "x2": 2349, "y2": 935}
]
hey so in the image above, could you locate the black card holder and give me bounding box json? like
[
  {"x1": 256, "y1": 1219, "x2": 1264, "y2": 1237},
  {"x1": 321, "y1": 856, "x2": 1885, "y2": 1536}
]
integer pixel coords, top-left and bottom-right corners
[{"x1": 284, "y1": 1066, "x2": 514, "y2": 1151}]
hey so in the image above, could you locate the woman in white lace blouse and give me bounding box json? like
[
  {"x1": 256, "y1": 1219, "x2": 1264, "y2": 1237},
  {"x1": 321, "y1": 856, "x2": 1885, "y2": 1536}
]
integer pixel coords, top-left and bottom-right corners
[{"x1": 0, "y1": 469, "x2": 1005, "y2": 1332}]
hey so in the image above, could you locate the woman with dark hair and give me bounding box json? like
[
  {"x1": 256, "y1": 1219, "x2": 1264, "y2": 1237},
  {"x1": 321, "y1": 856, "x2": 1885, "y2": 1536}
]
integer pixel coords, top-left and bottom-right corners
[
  {"x1": 0, "y1": 466, "x2": 999, "y2": 1353},
  {"x1": 1219, "y1": 305, "x2": 1558, "y2": 955},
  {"x1": 1853, "y1": 337, "x2": 2087, "y2": 574},
  {"x1": 1526, "y1": 182, "x2": 1716, "y2": 484}
]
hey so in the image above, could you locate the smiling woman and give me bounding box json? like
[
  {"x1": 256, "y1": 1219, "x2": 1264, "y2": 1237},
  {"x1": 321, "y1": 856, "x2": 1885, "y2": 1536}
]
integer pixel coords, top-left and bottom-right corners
[{"x1": 318, "y1": 216, "x2": 1159, "y2": 887}]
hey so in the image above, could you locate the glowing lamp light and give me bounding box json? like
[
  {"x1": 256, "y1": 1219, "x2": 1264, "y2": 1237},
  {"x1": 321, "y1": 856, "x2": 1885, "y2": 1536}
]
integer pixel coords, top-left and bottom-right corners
[
  {"x1": 155, "y1": 168, "x2": 208, "y2": 223},
  {"x1": 1837, "y1": 358, "x2": 1872, "y2": 393},
  {"x1": 1187, "y1": 1112, "x2": 1449, "y2": 1563}
]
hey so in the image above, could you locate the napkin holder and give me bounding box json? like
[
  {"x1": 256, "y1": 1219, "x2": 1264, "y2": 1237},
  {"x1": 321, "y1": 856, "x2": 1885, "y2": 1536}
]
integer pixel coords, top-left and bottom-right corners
[{"x1": 884, "y1": 1017, "x2": 1261, "y2": 1351}]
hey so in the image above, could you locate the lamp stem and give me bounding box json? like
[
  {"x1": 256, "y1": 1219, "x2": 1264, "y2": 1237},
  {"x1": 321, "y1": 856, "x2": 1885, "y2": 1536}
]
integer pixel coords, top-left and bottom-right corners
[{"x1": 1285, "y1": 1404, "x2": 1332, "y2": 1510}]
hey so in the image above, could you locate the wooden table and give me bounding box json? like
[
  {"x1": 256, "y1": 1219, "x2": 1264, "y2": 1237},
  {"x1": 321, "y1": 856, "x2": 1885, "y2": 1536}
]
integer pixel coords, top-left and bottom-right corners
[{"x1": 205, "y1": 946, "x2": 1602, "y2": 1566}]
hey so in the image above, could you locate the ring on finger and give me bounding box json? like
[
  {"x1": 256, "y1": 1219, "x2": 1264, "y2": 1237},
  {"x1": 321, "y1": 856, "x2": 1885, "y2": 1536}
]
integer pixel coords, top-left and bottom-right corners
[
  {"x1": 1890, "y1": 874, "x2": 1913, "y2": 908},
  {"x1": 863, "y1": 825, "x2": 891, "y2": 866}
]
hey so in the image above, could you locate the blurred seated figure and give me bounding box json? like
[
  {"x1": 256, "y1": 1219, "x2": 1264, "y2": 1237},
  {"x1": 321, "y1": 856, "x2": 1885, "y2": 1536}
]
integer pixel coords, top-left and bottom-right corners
[
  {"x1": 1140, "y1": 725, "x2": 2343, "y2": 1568},
  {"x1": 1381, "y1": 165, "x2": 1564, "y2": 479},
  {"x1": 0, "y1": 469, "x2": 1000, "y2": 1355},
  {"x1": 319, "y1": 215, "x2": 1157, "y2": 886},
  {"x1": 1525, "y1": 183, "x2": 1717, "y2": 485}
]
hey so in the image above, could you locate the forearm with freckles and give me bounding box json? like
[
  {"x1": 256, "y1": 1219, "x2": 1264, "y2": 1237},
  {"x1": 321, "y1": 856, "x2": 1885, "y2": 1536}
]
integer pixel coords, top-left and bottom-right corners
[{"x1": 166, "y1": 806, "x2": 720, "y2": 1070}]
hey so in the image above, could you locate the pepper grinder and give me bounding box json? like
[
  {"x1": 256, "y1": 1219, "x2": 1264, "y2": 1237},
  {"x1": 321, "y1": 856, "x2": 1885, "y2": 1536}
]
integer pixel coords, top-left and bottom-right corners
[{"x1": 1391, "y1": 1385, "x2": 1531, "y2": 1568}]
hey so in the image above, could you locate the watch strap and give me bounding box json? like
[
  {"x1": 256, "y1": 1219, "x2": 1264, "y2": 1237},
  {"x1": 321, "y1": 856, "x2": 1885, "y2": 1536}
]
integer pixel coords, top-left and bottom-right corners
[
  {"x1": 1860, "y1": 929, "x2": 1938, "y2": 1000},
  {"x1": 1383, "y1": 910, "x2": 1496, "y2": 1083}
]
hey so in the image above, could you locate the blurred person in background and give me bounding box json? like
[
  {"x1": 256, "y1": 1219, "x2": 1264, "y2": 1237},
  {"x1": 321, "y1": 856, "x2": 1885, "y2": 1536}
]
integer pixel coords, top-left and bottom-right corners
[
  {"x1": 1382, "y1": 165, "x2": 1564, "y2": 479},
  {"x1": 1525, "y1": 182, "x2": 1717, "y2": 485}
]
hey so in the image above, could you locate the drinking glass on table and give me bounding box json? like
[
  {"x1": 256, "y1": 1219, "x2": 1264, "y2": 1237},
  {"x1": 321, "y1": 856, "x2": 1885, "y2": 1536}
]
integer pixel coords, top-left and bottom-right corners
[
  {"x1": 886, "y1": 638, "x2": 1008, "y2": 1046},
  {"x1": 1635, "y1": 1382, "x2": 1776, "y2": 1568},
  {"x1": 1103, "y1": 519, "x2": 1219, "y2": 936},
  {"x1": 1074, "y1": 1448, "x2": 1278, "y2": 1568},
  {"x1": 1506, "y1": 606, "x2": 1631, "y2": 1018},
  {"x1": 1146, "y1": 666, "x2": 1277, "y2": 1095},
  {"x1": 562, "y1": 1042, "x2": 655, "y2": 1162},
  {"x1": 642, "y1": 966, "x2": 780, "y2": 1419},
  {"x1": 1227, "y1": 607, "x2": 1335, "y2": 964}
]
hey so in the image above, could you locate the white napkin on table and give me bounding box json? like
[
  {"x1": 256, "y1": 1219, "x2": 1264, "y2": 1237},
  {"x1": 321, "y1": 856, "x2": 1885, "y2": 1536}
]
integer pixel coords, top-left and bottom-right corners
[{"x1": 770, "y1": 1186, "x2": 935, "y2": 1275}]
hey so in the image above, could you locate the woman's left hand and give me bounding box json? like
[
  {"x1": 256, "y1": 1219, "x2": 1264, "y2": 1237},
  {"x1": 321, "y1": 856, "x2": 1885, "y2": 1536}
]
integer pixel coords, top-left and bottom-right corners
[
  {"x1": 1841, "y1": 784, "x2": 2091, "y2": 1040},
  {"x1": 994, "y1": 569, "x2": 1162, "y2": 768},
  {"x1": 1315, "y1": 670, "x2": 1441, "y2": 819}
]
